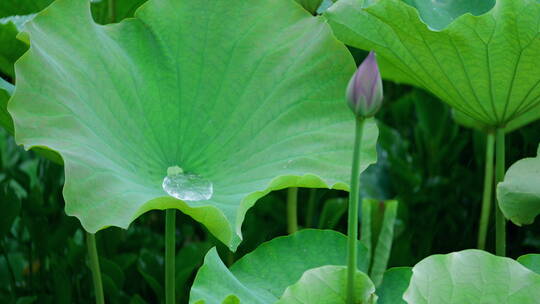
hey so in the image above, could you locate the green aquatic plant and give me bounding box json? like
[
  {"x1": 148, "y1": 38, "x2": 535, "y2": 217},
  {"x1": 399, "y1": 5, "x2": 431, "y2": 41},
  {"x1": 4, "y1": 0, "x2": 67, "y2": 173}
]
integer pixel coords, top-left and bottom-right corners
[
  {"x1": 8, "y1": 0, "x2": 379, "y2": 301},
  {"x1": 9, "y1": 0, "x2": 380, "y2": 251},
  {"x1": 325, "y1": 0, "x2": 540, "y2": 256},
  {"x1": 344, "y1": 50, "x2": 384, "y2": 304}
]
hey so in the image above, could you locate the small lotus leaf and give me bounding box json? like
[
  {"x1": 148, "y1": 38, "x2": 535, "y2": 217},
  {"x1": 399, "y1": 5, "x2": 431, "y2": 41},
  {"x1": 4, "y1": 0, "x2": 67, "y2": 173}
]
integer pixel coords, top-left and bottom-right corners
[
  {"x1": 497, "y1": 144, "x2": 540, "y2": 225},
  {"x1": 403, "y1": 249, "x2": 540, "y2": 303},
  {"x1": 189, "y1": 229, "x2": 369, "y2": 303},
  {"x1": 277, "y1": 265, "x2": 376, "y2": 304},
  {"x1": 518, "y1": 254, "x2": 540, "y2": 275}
]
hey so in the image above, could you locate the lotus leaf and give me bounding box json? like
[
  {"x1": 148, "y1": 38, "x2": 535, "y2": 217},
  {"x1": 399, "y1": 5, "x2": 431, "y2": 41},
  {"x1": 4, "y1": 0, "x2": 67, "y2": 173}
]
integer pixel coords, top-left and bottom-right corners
[
  {"x1": 497, "y1": 144, "x2": 540, "y2": 225},
  {"x1": 325, "y1": 0, "x2": 540, "y2": 129},
  {"x1": 276, "y1": 265, "x2": 376, "y2": 304},
  {"x1": 377, "y1": 267, "x2": 412, "y2": 304},
  {"x1": 518, "y1": 254, "x2": 540, "y2": 275},
  {"x1": 189, "y1": 229, "x2": 370, "y2": 304},
  {"x1": 403, "y1": 249, "x2": 540, "y2": 303},
  {"x1": 8, "y1": 0, "x2": 378, "y2": 249}
]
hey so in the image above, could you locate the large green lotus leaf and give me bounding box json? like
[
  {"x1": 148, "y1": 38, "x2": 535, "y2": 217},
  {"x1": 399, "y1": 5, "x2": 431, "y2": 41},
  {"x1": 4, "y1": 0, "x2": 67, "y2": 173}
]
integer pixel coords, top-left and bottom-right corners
[
  {"x1": 452, "y1": 107, "x2": 540, "y2": 133},
  {"x1": 518, "y1": 254, "x2": 540, "y2": 275},
  {"x1": 377, "y1": 267, "x2": 412, "y2": 304},
  {"x1": 1, "y1": 78, "x2": 63, "y2": 164},
  {"x1": 277, "y1": 265, "x2": 376, "y2": 304},
  {"x1": 189, "y1": 229, "x2": 370, "y2": 304},
  {"x1": 497, "y1": 144, "x2": 540, "y2": 226},
  {"x1": 9, "y1": 0, "x2": 378, "y2": 249},
  {"x1": 325, "y1": 0, "x2": 540, "y2": 129},
  {"x1": 403, "y1": 249, "x2": 540, "y2": 304}
]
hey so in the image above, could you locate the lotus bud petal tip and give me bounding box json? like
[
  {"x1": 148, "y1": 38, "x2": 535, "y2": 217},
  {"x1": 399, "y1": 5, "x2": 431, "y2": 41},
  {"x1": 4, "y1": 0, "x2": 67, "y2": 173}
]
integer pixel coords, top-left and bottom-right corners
[{"x1": 346, "y1": 51, "x2": 383, "y2": 118}]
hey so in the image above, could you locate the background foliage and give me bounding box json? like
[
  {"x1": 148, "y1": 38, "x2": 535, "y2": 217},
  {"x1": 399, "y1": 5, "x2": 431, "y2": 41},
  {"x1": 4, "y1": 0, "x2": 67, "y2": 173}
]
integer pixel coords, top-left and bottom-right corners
[{"x1": 1, "y1": 0, "x2": 539, "y2": 303}]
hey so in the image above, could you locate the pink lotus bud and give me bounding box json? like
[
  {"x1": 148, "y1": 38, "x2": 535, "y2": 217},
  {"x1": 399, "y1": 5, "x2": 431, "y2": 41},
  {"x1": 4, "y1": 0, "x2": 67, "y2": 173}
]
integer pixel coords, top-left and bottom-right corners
[{"x1": 346, "y1": 51, "x2": 383, "y2": 118}]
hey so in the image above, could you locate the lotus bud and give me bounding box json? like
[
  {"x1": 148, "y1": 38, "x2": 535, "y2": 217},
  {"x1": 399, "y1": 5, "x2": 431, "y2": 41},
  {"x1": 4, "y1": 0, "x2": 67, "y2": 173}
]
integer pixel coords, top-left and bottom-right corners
[{"x1": 346, "y1": 51, "x2": 383, "y2": 118}]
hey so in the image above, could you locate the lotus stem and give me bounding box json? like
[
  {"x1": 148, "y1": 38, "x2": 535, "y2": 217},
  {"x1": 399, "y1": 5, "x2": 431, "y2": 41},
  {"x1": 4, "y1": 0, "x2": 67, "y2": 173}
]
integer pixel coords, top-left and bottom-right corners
[
  {"x1": 495, "y1": 129, "x2": 506, "y2": 256},
  {"x1": 287, "y1": 187, "x2": 298, "y2": 234},
  {"x1": 165, "y1": 209, "x2": 176, "y2": 304},
  {"x1": 347, "y1": 117, "x2": 364, "y2": 304},
  {"x1": 86, "y1": 232, "x2": 104, "y2": 304},
  {"x1": 0, "y1": 240, "x2": 17, "y2": 298},
  {"x1": 305, "y1": 189, "x2": 317, "y2": 227},
  {"x1": 108, "y1": 0, "x2": 116, "y2": 23},
  {"x1": 477, "y1": 132, "x2": 495, "y2": 250}
]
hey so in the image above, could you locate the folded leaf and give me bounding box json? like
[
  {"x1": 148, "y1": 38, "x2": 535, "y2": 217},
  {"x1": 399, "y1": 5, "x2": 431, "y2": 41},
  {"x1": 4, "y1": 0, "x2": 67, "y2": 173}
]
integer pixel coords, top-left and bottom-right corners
[
  {"x1": 0, "y1": 15, "x2": 33, "y2": 77},
  {"x1": 368, "y1": 199, "x2": 398, "y2": 287},
  {"x1": 0, "y1": 78, "x2": 14, "y2": 134}
]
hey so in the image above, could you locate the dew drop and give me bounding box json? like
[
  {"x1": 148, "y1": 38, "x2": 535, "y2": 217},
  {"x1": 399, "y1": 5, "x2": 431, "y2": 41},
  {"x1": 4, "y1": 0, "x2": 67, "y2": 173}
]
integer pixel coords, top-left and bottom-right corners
[{"x1": 162, "y1": 166, "x2": 213, "y2": 201}]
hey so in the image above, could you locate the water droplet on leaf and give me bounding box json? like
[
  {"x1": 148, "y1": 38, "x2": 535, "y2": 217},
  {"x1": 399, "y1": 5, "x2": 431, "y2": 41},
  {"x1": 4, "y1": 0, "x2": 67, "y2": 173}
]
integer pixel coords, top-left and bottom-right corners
[{"x1": 162, "y1": 166, "x2": 213, "y2": 201}]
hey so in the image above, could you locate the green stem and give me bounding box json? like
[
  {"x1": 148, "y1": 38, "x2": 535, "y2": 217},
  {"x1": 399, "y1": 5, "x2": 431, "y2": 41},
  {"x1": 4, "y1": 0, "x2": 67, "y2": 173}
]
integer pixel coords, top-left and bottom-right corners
[
  {"x1": 108, "y1": 0, "x2": 116, "y2": 23},
  {"x1": 495, "y1": 129, "x2": 506, "y2": 256},
  {"x1": 0, "y1": 240, "x2": 17, "y2": 297},
  {"x1": 86, "y1": 233, "x2": 104, "y2": 304},
  {"x1": 347, "y1": 118, "x2": 364, "y2": 304},
  {"x1": 305, "y1": 189, "x2": 317, "y2": 228},
  {"x1": 28, "y1": 240, "x2": 33, "y2": 293},
  {"x1": 165, "y1": 209, "x2": 176, "y2": 304},
  {"x1": 477, "y1": 132, "x2": 495, "y2": 250},
  {"x1": 287, "y1": 187, "x2": 298, "y2": 234},
  {"x1": 226, "y1": 249, "x2": 234, "y2": 267}
]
